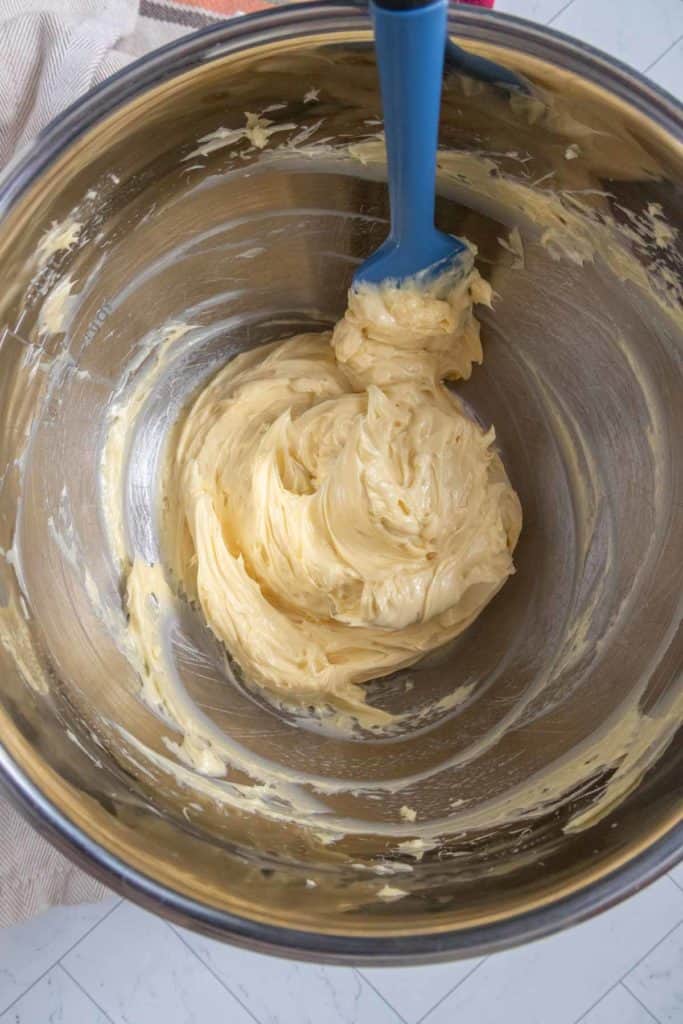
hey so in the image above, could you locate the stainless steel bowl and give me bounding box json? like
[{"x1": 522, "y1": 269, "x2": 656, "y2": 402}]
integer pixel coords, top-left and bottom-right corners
[{"x1": 0, "y1": 4, "x2": 681, "y2": 963}]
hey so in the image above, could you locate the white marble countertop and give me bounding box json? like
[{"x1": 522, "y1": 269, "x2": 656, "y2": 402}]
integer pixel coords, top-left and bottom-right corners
[{"x1": 1, "y1": 0, "x2": 681, "y2": 1021}]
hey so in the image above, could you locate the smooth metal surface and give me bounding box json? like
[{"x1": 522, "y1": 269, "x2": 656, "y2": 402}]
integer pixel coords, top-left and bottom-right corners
[{"x1": 0, "y1": 5, "x2": 681, "y2": 963}]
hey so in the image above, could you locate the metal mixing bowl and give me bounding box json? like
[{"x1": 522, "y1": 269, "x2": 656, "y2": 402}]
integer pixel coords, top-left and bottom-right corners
[{"x1": 0, "y1": 4, "x2": 681, "y2": 963}]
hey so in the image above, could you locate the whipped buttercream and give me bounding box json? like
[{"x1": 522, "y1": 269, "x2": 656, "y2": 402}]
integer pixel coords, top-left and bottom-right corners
[{"x1": 145, "y1": 264, "x2": 521, "y2": 713}]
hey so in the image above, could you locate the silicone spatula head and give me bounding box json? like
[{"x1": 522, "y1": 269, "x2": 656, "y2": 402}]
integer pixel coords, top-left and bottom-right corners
[{"x1": 354, "y1": 0, "x2": 468, "y2": 287}]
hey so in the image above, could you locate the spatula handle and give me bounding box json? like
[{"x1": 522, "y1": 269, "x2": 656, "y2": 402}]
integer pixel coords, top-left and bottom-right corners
[{"x1": 370, "y1": 0, "x2": 447, "y2": 244}]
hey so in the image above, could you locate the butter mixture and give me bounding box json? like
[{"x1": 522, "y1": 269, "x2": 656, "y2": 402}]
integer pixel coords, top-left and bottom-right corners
[{"x1": 147, "y1": 262, "x2": 522, "y2": 712}]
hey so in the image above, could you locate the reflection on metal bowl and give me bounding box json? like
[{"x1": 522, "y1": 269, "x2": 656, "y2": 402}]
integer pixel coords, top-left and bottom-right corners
[{"x1": 0, "y1": 5, "x2": 680, "y2": 963}]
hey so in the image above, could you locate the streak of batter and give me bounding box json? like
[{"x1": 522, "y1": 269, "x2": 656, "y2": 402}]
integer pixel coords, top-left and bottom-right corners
[{"x1": 142, "y1": 261, "x2": 522, "y2": 713}]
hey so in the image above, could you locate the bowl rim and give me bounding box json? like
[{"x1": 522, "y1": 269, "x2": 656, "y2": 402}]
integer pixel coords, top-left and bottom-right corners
[{"x1": 0, "y1": 1, "x2": 681, "y2": 963}]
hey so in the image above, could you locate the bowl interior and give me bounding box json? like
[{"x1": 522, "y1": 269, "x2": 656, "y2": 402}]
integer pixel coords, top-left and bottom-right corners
[{"x1": 0, "y1": 14, "x2": 681, "y2": 959}]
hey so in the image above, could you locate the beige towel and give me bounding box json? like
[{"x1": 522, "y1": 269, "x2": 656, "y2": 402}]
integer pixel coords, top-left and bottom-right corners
[{"x1": 0, "y1": 801, "x2": 111, "y2": 929}]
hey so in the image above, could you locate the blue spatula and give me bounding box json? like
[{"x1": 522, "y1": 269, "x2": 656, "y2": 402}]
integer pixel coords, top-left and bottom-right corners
[{"x1": 354, "y1": 0, "x2": 468, "y2": 286}]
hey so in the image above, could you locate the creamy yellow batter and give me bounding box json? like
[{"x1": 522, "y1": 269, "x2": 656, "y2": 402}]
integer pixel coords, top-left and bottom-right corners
[{"x1": 150, "y1": 263, "x2": 522, "y2": 713}]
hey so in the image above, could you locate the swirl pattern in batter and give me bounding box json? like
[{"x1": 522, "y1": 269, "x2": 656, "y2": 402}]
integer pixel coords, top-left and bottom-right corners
[{"x1": 154, "y1": 265, "x2": 522, "y2": 713}]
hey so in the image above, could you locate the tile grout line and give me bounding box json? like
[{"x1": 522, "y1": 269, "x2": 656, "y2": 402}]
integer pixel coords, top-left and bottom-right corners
[
  {"x1": 644, "y1": 32, "x2": 683, "y2": 73},
  {"x1": 415, "y1": 957, "x2": 489, "y2": 1024},
  {"x1": 668, "y1": 873, "x2": 683, "y2": 894},
  {"x1": 59, "y1": 898, "x2": 125, "y2": 958},
  {"x1": 354, "y1": 968, "x2": 410, "y2": 1024},
  {"x1": 169, "y1": 923, "x2": 264, "y2": 1024},
  {"x1": 572, "y1": 915, "x2": 683, "y2": 1024},
  {"x1": 573, "y1": 979, "x2": 621, "y2": 1024},
  {"x1": 57, "y1": 962, "x2": 118, "y2": 1024},
  {"x1": 620, "y1": 981, "x2": 664, "y2": 1024},
  {"x1": 0, "y1": 898, "x2": 122, "y2": 1019},
  {"x1": 620, "y1": 915, "x2": 683, "y2": 982},
  {"x1": 547, "y1": 0, "x2": 577, "y2": 27}
]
